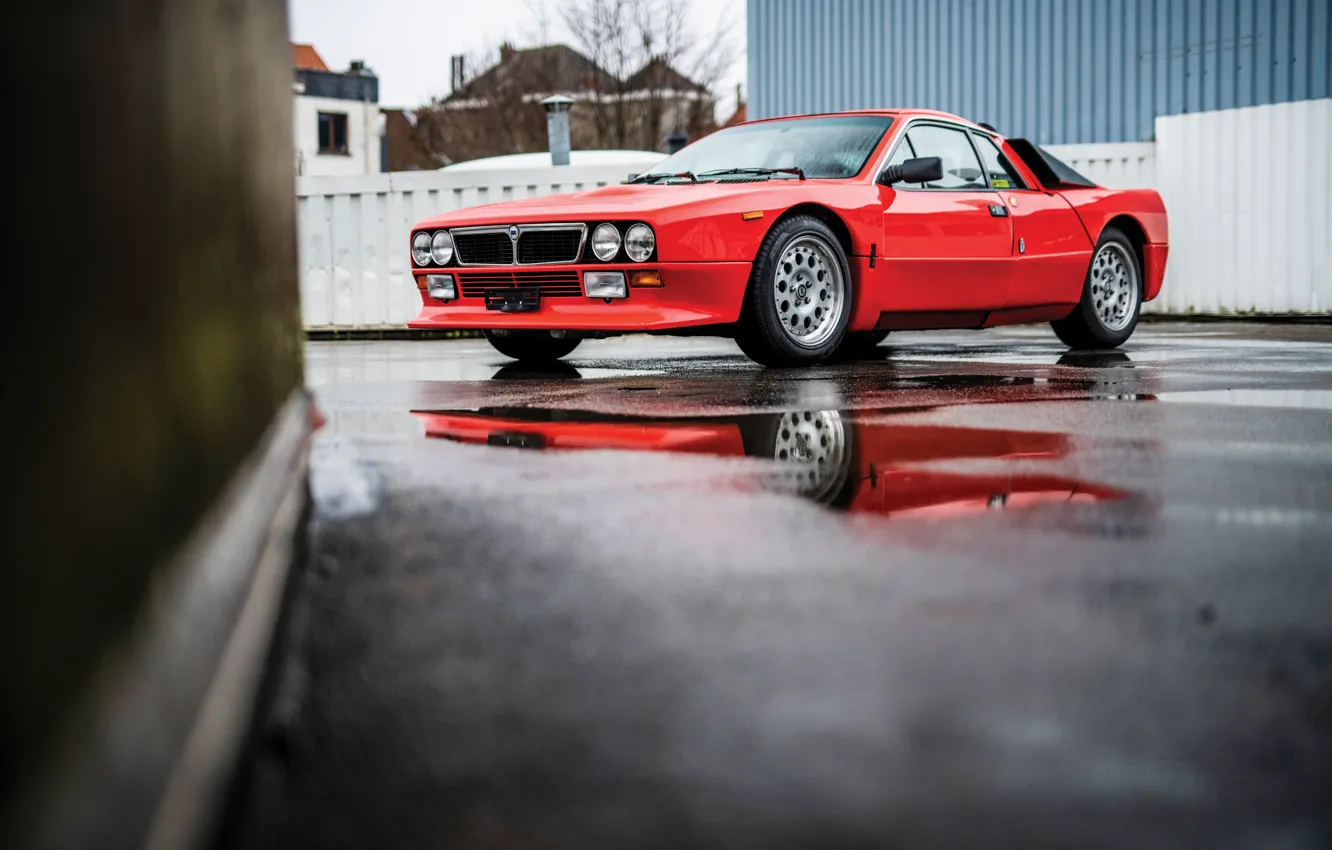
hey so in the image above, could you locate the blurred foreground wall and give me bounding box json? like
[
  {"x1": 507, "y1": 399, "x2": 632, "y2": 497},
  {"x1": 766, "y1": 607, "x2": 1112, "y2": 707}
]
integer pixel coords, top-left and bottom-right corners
[{"x1": 2, "y1": 0, "x2": 303, "y2": 845}]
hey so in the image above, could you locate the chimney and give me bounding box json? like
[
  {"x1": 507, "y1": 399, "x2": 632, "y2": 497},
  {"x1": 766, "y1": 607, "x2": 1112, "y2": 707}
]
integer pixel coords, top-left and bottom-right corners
[
  {"x1": 499, "y1": 42, "x2": 517, "y2": 63},
  {"x1": 349, "y1": 59, "x2": 366, "y2": 74},
  {"x1": 450, "y1": 55, "x2": 465, "y2": 92},
  {"x1": 666, "y1": 132, "x2": 687, "y2": 154},
  {"x1": 541, "y1": 95, "x2": 573, "y2": 166}
]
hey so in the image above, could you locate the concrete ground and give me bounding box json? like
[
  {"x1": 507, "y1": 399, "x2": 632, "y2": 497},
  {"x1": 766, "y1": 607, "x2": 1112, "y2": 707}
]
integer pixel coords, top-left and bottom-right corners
[{"x1": 227, "y1": 324, "x2": 1332, "y2": 850}]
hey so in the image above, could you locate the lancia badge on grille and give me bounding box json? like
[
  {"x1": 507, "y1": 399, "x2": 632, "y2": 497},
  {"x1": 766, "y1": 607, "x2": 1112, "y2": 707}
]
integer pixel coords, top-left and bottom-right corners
[{"x1": 507, "y1": 225, "x2": 520, "y2": 241}]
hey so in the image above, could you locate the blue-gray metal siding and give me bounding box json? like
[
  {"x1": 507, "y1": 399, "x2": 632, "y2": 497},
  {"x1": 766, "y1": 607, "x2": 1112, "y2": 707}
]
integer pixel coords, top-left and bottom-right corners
[{"x1": 747, "y1": 0, "x2": 1331, "y2": 142}]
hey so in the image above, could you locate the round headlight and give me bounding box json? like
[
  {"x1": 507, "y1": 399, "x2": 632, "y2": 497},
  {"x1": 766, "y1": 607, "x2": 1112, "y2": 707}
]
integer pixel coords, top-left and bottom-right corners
[
  {"x1": 624, "y1": 223, "x2": 655, "y2": 262},
  {"x1": 430, "y1": 230, "x2": 455, "y2": 265},
  {"x1": 412, "y1": 231, "x2": 432, "y2": 265},
  {"x1": 591, "y1": 223, "x2": 621, "y2": 261}
]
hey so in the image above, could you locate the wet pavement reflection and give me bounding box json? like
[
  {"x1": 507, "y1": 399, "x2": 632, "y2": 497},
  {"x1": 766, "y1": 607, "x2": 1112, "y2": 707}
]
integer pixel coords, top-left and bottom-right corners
[
  {"x1": 237, "y1": 326, "x2": 1332, "y2": 850},
  {"x1": 411, "y1": 406, "x2": 1129, "y2": 518}
]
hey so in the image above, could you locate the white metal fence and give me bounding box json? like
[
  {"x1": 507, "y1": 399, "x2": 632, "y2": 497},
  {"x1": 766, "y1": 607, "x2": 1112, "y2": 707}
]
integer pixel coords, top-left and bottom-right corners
[
  {"x1": 298, "y1": 100, "x2": 1330, "y2": 328},
  {"x1": 1152, "y1": 100, "x2": 1330, "y2": 314},
  {"x1": 1045, "y1": 142, "x2": 1156, "y2": 192}
]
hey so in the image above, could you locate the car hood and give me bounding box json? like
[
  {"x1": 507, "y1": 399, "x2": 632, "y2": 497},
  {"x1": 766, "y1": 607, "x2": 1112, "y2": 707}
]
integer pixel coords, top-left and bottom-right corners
[{"x1": 414, "y1": 180, "x2": 809, "y2": 228}]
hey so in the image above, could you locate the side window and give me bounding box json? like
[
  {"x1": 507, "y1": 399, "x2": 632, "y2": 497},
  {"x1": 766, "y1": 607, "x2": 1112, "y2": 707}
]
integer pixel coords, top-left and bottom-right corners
[
  {"x1": 882, "y1": 136, "x2": 923, "y2": 189},
  {"x1": 905, "y1": 125, "x2": 987, "y2": 190},
  {"x1": 973, "y1": 134, "x2": 1028, "y2": 189}
]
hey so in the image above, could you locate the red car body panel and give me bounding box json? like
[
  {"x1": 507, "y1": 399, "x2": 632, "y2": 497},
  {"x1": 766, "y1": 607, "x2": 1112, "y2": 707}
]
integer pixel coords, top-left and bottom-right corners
[
  {"x1": 1055, "y1": 187, "x2": 1170, "y2": 301},
  {"x1": 408, "y1": 109, "x2": 1168, "y2": 334}
]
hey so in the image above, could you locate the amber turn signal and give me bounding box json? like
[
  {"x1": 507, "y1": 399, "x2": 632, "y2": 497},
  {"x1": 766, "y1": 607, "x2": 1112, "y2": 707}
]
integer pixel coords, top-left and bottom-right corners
[
  {"x1": 741, "y1": 211, "x2": 764, "y2": 221},
  {"x1": 415, "y1": 275, "x2": 427, "y2": 290},
  {"x1": 629, "y1": 270, "x2": 663, "y2": 288}
]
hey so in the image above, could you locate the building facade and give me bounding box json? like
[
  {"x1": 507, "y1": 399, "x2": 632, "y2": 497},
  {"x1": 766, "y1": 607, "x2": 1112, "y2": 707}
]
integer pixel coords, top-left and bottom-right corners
[
  {"x1": 399, "y1": 44, "x2": 715, "y2": 166},
  {"x1": 747, "y1": 0, "x2": 1329, "y2": 143},
  {"x1": 292, "y1": 44, "x2": 382, "y2": 176}
]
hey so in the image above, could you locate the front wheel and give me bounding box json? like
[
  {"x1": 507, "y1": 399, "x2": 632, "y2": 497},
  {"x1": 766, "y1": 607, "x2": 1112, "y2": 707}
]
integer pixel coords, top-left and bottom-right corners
[
  {"x1": 483, "y1": 330, "x2": 581, "y2": 362},
  {"x1": 737, "y1": 410, "x2": 857, "y2": 507},
  {"x1": 1051, "y1": 226, "x2": 1142, "y2": 350},
  {"x1": 735, "y1": 215, "x2": 853, "y2": 367}
]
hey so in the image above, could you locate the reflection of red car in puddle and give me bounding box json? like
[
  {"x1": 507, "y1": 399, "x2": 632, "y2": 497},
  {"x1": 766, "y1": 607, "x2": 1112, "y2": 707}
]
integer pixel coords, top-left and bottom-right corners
[
  {"x1": 412, "y1": 408, "x2": 1126, "y2": 517},
  {"x1": 416, "y1": 409, "x2": 744, "y2": 455}
]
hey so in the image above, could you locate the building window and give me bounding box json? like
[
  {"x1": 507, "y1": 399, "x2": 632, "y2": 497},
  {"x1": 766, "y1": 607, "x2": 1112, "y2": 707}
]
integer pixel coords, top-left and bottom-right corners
[{"x1": 318, "y1": 112, "x2": 348, "y2": 154}]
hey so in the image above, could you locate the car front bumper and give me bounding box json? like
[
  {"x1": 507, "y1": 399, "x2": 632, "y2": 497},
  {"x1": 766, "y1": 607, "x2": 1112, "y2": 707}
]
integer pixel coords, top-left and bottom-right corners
[{"x1": 407, "y1": 262, "x2": 752, "y2": 332}]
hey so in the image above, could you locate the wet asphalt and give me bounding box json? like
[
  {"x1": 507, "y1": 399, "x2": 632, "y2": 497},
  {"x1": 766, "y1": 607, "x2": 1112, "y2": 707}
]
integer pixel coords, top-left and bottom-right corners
[{"x1": 228, "y1": 323, "x2": 1332, "y2": 850}]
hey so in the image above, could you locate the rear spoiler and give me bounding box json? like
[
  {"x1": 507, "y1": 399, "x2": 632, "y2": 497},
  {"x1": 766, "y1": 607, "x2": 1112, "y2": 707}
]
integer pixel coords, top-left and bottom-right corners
[{"x1": 1006, "y1": 138, "x2": 1098, "y2": 189}]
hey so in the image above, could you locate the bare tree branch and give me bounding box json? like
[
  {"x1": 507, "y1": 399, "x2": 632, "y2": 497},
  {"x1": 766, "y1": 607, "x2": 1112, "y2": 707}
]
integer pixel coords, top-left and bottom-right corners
[
  {"x1": 405, "y1": 0, "x2": 739, "y2": 164},
  {"x1": 561, "y1": 0, "x2": 737, "y2": 149}
]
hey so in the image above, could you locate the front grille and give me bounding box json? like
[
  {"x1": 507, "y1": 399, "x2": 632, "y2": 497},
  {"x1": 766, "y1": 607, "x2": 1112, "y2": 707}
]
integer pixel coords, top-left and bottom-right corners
[
  {"x1": 457, "y1": 270, "x2": 583, "y2": 299},
  {"x1": 453, "y1": 232, "x2": 514, "y2": 265},
  {"x1": 517, "y1": 229, "x2": 583, "y2": 264}
]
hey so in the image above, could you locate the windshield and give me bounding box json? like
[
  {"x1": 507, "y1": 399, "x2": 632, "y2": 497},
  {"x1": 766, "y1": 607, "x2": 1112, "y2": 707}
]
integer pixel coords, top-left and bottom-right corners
[{"x1": 648, "y1": 115, "x2": 894, "y2": 180}]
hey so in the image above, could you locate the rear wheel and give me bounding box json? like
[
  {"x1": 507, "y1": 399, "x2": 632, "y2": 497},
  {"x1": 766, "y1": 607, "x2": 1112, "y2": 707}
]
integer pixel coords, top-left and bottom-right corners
[
  {"x1": 483, "y1": 330, "x2": 581, "y2": 362},
  {"x1": 1052, "y1": 226, "x2": 1142, "y2": 349},
  {"x1": 735, "y1": 215, "x2": 852, "y2": 367}
]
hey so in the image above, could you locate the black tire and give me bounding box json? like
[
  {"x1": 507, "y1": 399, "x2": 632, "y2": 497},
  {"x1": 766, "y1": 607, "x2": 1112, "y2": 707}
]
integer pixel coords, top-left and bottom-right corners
[
  {"x1": 1052, "y1": 226, "x2": 1142, "y2": 350},
  {"x1": 735, "y1": 215, "x2": 854, "y2": 367},
  {"x1": 483, "y1": 330, "x2": 581, "y2": 362},
  {"x1": 833, "y1": 329, "x2": 890, "y2": 361}
]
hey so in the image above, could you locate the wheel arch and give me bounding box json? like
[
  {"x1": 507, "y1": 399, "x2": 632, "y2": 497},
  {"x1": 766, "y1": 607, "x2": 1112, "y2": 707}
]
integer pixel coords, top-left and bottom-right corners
[
  {"x1": 1103, "y1": 214, "x2": 1147, "y2": 278},
  {"x1": 770, "y1": 203, "x2": 854, "y2": 259}
]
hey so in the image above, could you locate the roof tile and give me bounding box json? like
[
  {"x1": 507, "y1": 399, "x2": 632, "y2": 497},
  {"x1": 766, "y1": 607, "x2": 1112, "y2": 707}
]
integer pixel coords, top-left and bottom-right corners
[{"x1": 292, "y1": 43, "x2": 329, "y2": 72}]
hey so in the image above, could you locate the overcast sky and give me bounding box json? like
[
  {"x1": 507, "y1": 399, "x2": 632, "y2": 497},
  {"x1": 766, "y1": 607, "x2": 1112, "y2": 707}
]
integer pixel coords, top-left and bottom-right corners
[{"x1": 289, "y1": 0, "x2": 747, "y2": 113}]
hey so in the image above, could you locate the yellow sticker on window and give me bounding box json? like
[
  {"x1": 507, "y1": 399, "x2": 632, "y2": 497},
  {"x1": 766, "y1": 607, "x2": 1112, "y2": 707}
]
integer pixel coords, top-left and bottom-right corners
[{"x1": 993, "y1": 179, "x2": 1010, "y2": 188}]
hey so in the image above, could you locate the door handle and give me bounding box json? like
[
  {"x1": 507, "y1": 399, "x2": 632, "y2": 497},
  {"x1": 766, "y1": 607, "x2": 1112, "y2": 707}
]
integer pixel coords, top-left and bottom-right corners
[{"x1": 987, "y1": 204, "x2": 1009, "y2": 217}]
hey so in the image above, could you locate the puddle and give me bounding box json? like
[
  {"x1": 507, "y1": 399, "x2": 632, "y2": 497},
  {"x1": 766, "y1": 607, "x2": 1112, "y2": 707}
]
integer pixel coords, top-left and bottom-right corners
[
  {"x1": 1156, "y1": 389, "x2": 1332, "y2": 410},
  {"x1": 410, "y1": 406, "x2": 1128, "y2": 519}
]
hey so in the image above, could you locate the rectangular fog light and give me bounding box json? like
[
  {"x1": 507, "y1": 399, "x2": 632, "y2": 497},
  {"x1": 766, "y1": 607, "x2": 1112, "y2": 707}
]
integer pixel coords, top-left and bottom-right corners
[
  {"x1": 426, "y1": 274, "x2": 456, "y2": 301},
  {"x1": 583, "y1": 271, "x2": 627, "y2": 299}
]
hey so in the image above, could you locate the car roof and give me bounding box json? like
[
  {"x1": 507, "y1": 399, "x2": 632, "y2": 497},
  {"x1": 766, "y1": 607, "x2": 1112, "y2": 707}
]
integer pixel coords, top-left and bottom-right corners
[{"x1": 739, "y1": 108, "x2": 992, "y2": 134}]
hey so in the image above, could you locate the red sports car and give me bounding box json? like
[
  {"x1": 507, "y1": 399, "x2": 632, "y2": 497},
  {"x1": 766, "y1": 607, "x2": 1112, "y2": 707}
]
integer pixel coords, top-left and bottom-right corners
[{"x1": 408, "y1": 109, "x2": 1168, "y2": 367}]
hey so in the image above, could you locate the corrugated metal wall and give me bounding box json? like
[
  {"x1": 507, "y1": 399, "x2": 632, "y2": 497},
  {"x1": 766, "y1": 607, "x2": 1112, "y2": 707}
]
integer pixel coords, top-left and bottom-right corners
[{"x1": 748, "y1": 0, "x2": 1331, "y2": 142}]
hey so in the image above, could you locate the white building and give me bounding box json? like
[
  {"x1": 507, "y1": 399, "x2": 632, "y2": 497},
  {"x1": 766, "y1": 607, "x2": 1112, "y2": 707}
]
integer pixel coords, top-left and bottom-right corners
[{"x1": 292, "y1": 44, "x2": 381, "y2": 177}]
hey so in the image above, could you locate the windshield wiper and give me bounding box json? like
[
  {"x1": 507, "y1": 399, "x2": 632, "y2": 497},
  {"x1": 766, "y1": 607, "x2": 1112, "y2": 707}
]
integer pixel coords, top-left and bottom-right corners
[
  {"x1": 698, "y1": 166, "x2": 806, "y2": 180},
  {"x1": 628, "y1": 171, "x2": 698, "y2": 184}
]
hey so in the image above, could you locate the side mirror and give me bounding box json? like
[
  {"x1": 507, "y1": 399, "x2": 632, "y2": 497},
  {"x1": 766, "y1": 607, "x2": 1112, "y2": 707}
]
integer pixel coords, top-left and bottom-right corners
[
  {"x1": 878, "y1": 156, "x2": 943, "y2": 186},
  {"x1": 626, "y1": 173, "x2": 639, "y2": 182}
]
